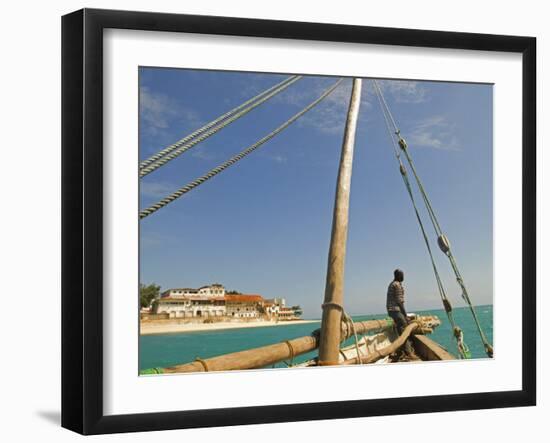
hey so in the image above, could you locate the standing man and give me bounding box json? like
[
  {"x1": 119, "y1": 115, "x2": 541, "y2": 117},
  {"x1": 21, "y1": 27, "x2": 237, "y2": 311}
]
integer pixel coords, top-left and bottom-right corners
[{"x1": 386, "y1": 269, "x2": 419, "y2": 360}]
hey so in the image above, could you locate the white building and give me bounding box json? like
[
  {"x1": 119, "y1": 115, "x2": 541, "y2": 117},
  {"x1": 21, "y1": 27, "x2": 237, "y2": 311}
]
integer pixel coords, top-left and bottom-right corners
[
  {"x1": 197, "y1": 284, "x2": 225, "y2": 298},
  {"x1": 161, "y1": 284, "x2": 225, "y2": 299},
  {"x1": 265, "y1": 297, "x2": 286, "y2": 307},
  {"x1": 155, "y1": 297, "x2": 226, "y2": 319},
  {"x1": 154, "y1": 285, "x2": 298, "y2": 321},
  {"x1": 278, "y1": 306, "x2": 301, "y2": 321},
  {"x1": 225, "y1": 294, "x2": 264, "y2": 319},
  {"x1": 262, "y1": 301, "x2": 279, "y2": 318}
]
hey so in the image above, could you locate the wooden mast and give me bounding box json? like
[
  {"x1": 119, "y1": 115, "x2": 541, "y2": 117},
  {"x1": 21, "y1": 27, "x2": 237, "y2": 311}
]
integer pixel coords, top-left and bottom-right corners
[{"x1": 318, "y1": 78, "x2": 362, "y2": 366}]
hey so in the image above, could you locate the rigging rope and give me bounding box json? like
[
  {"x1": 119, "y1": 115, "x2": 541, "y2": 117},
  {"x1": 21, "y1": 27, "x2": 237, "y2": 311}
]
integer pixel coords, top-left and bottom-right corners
[
  {"x1": 140, "y1": 78, "x2": 345, "y2": 219},
  {"x1": 372, "y1": 79, "x2": 492, "y2": 358},
  {"x1": 140, "y1": 75, "x2": 299, "y2": 170},
  {"x1": 139, "y1": 75, "x2": 303, "y2": 178},
  {"x1": 342, "y1": 311, "x2": 362, "y2": 363},
  {"x1": 400, "y1": 142, "x2": 492, "y2": 357},
  {"x1": 373, "y1": 80, "x2": 468, "y2": 359}
]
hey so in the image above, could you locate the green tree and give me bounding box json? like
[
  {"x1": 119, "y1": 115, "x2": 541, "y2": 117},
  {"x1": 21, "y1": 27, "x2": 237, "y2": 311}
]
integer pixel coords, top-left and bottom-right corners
[
  {"x1": 150, "y1": 298, "x2": 160, "y2": 313},
  {"x1": 140, "y1": 283, "x2": 160, "y2": 308},
  {"x1": 291, "y1": 305, "x2": 303, "y2": 316}
]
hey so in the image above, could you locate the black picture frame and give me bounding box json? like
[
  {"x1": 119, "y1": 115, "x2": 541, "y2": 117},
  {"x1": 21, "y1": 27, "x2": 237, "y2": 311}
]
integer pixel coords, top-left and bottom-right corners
[{"x1": 61, "y1": 8, "x2": 536, "y2": 435}]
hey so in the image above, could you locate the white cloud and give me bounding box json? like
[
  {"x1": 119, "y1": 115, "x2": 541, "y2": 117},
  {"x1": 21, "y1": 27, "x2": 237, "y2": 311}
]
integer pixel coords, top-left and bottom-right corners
[
  {"x1": 407, "y1": 116, "x2": 460, "y2": 151},
  {"x1": 191, "y1": 146, "x2": 218, "y2": 161},
  {"x1": 140, "y1": 87, "x2": 201, "y2": 137},
  {"x1": 234, "y1": 76, "x2": 356, "y2": 135},
  {"x1": 231, "y1": 76, "x2": 405, "y2": 137},
  {"x1": 140, "y1": 181, "x2": 175, "y2": 198},
  {"x1": 298, "y1": 80, "x2": 353, "y2": 135},
  {"x1": 165, "y1": 75, "x2": 427, "y2": 141},
  {"x1": 274, "y1": 78, "x2": 375, "y2": 135},
  {"x1": 363, "y1": 79, "x2": 458, "y2": 151},
  {"x1": 264, "y1": 153, "x2": 287, "y2": 164},
  {"x1": 376, "y1": 80, "x2": 428, "y2": 104}
]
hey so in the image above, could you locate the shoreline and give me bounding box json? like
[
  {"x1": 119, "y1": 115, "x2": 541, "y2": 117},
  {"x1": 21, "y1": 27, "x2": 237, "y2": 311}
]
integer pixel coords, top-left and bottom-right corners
[{"x1": 140, "y1": 319, "x2": 319, "y2": 335}]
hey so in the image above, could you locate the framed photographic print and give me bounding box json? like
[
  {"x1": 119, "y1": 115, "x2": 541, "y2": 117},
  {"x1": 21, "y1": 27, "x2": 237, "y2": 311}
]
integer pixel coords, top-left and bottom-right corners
[{"x1": 61, "y1": 8, "x2": 536, "y2": 435}]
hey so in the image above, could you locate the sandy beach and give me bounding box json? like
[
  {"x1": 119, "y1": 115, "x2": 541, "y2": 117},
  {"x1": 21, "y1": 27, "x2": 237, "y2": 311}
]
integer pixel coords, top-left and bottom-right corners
[{"x1": 140, "y1": 319, "x2": 319, "y2": 335}]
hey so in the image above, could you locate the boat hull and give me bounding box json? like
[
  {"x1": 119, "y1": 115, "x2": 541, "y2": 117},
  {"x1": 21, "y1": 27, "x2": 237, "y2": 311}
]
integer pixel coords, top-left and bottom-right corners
[{"x1": 297, "y1": 330, "x2": 455, "y2": 367}]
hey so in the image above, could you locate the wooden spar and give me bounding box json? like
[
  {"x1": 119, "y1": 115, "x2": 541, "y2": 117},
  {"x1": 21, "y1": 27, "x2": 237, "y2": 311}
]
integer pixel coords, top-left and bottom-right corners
[
  {"x1": 412, "y1": 335, "x2": 455, "y2": 361},
  {"x1": 318, "y1": 78, "x2": 363, "y2": 366},
  {"x1": 156, "y1": 319, "x2": 392, "y2": 374}
]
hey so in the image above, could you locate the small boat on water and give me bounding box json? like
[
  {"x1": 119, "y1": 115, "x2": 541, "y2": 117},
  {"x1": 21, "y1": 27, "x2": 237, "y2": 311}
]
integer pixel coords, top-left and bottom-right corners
[{"x1": 296, "y1": 314, "x2": 454, "y2": 367}]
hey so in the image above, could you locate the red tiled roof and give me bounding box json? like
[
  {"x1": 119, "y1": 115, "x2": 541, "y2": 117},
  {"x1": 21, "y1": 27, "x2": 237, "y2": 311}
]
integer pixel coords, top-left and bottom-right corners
[{"x1": 224, "y1": 294, "x2": 264, "y2": 303}]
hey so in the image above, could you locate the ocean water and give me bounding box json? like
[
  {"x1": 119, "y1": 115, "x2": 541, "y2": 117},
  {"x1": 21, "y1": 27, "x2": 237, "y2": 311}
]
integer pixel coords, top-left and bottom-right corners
[{"x1": 139, "y1": 305, "x2": 493, "y2": 371}]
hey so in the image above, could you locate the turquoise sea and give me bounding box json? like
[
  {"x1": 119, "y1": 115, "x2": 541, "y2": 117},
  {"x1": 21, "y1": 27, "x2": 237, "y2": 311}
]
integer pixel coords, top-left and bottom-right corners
[{"x1": 139, "y1": 305, "x2": 493, "y2": 371}]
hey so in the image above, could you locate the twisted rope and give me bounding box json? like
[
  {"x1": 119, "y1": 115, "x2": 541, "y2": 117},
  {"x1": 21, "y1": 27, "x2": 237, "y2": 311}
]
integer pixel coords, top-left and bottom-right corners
[
  {"x1": 140, "y1": 75, "x2": 303, "y2": 177},
  {"x1": 399, "y1": 141, "x2": 492, "y2": 356},
  {"x1": 372, "y1": 80, "x2": 467, "y2": 359},
  {"x1": 139, "y1": 75, "x2": 299, "y2": 171},
  {"x1": 140, "y1": 78, "x2": 344, "y2": 219},
  {"x1": 283, "y1": 340, "x2": 296, "y2": 367},
  {"x1": 341, "y1": 311, "x2": 362, "y2": 364},
  {"x1": 373, "y1": 79, "x2": 492, "y2": 358}
]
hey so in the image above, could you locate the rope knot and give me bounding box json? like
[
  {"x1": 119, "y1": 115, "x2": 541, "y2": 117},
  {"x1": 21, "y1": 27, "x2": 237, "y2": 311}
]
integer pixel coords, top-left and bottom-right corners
[
  {"x1": 484, "y1": 343, "x2": 494, "y2": 358},
  {"x1": 195, "y1": 357, "x2": 210, "y2": 372},
  {"x1": 321, "y1": 302, "x2": 344, "y2": 311},
  {"x1": 282, "y1": 340, "x2": 296, "y2": 367}
]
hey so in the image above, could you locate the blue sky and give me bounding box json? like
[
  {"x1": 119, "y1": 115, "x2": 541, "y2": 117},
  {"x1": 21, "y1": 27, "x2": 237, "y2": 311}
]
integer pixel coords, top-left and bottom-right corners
[{"x1": 139, "y1": 68, "x2": 493, "y2": 318}]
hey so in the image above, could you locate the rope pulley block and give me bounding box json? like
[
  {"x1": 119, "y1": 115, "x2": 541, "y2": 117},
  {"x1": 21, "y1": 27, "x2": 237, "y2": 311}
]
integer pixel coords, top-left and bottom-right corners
[
  {"x1": 442, "y1": 298, "x2": 453, "y2": 314},
  {"x1": 437, "y1": 234, "x2": 451, "y2": 254},
  {"x1": 399, "y1": 164, "x2": 407, "y2": 176},
  {"x1": 398, "y1": 137, "x2": 408, "y2": 150}
]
